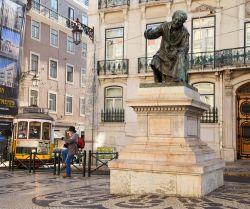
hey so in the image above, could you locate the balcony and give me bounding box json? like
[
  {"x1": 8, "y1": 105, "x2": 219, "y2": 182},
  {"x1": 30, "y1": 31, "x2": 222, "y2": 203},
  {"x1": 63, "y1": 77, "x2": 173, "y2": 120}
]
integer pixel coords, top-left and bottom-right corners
[
  {"x1": 98, "y1": 0, "x2": 130, "y2": 9},
  {"x1": 139, "y1": 0, "x2": 172, "y2": 3},
  {"x1": 138, "y1": 57, "x2": 153, "y2": 74},
  {"x1": 30, "y1": 1, "x2": 70, "y2": 29},
  {"x1": 101, "y1": 109, "x2": 124, "y2": 122},
  {"x1": 201, "y1": 107, "x2": 218, "y2": 123},
  {"x1": 138, "y1": 46, "x2": 250, "y2": 74},
  {"x1": 97, "y1": 59, "x2": 129, "y2": 76}
]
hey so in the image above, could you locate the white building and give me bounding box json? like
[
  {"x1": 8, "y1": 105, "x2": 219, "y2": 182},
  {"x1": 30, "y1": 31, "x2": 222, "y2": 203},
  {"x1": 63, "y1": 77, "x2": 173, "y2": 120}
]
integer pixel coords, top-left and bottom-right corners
[{"x1": 85, "y1": 0, "x2": 250, "y2": 162}]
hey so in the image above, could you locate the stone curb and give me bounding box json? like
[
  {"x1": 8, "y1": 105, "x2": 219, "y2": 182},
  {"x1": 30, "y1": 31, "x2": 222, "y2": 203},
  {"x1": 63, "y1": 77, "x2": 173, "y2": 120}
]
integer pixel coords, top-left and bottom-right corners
[{"x1": 224, "y1": 172, "x2": 250, "y2": 177}]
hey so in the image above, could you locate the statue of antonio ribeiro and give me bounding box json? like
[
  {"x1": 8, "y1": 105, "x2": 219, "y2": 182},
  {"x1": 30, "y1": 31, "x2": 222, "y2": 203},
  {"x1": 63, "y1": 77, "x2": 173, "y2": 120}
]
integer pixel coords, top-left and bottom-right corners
[{"x1": 144, "y1": 10, "x2": 189, "y2": 83}]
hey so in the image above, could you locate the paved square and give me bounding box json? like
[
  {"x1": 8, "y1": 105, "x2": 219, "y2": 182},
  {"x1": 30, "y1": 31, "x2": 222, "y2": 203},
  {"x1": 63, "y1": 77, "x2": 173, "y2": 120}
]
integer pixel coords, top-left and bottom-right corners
[{"x1": 0, "y1": 169, "x2": 249, "y2": 209}]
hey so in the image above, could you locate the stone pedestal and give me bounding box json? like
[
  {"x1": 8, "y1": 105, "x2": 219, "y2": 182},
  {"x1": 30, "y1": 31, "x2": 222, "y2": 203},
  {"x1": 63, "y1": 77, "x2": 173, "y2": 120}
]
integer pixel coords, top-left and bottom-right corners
[{"x1": 109, "y1": 85, "x2": 225, "y2": 197}]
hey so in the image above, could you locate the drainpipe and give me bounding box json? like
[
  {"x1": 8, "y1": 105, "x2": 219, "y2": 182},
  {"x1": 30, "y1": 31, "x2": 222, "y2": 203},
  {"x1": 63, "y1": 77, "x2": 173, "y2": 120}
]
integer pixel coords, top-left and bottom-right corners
[{"x1": 219, "y1": 72, "x2": 224, "y2": 159}]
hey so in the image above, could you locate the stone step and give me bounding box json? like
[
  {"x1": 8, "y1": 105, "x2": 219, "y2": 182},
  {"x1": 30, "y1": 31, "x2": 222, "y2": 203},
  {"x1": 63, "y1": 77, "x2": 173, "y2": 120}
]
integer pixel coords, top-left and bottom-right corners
[{"x1": 118, "y1": 151, "x2": 216, "y2": 163}]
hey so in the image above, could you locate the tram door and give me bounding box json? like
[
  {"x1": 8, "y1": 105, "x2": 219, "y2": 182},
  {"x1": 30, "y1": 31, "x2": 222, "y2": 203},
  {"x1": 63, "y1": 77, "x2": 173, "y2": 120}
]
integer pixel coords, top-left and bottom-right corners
[{"x1": 237, "y1": 95, "x2": 250, "y2": 158}]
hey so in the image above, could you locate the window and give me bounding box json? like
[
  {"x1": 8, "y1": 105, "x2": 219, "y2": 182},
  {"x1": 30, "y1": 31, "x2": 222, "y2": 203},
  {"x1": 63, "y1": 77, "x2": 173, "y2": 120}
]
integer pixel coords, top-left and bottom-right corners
[
  {"x1": 18, "y1": 121, "x2": 28, "y2": 139},
  {"x1": 67, "y1": 36, "x2": 75, "y2": 53},
  {"x1": 50, "y1": 29, "x2": 58, "y2": 47},
  {"x1": 68, "y1": 7, "x2": 74, "y2": 20},
  {"x1": 29, "y1": 122, "x2": 41, "y2": 139},
  {"x1": 48, "y1": 92, "x2": 57, "y2": 112},
  {"x1": 80, "y1": 97, "x2": 85, "y2": 116},
  {"x1": 30, "y1": 53, "x2": 39, "y2": 73},
  {"x1": 146, "y1": 23, "x2": 162, "y2": 57},
  {"x1": 82, "y1": 43, "x2": 87, "y2": 58},
  {"x1": 246, "y1": 23, "x2": 250, "y2": 47},
  {"x1": 105, "y1": 86, "x2": 123, "y2": 110},
  {"x1": 33, "y1": 0, "x2": 40, "y2": 11},
  {"x1": 31, "y1": 20, "x2": 40, "y2": 40},
  {"x1": 192, "y1": 16, "x2": 215, "y2": 55},
  {"x1": 66, "y1": 64, "x2": 74, "y2": 83},
  {"x1": 49, "y1": 59, "x2": 58, "y2": 79},
  {"x1": 51, "y1": 0, "x2": 58, "y2": 19},
  {"x1": 29, "y1": 89, "x2": 38, "y2": 106},
  {"x1": 51, "y1": 0, "x2": 58, "y2": 12},
  {"x1": 82, "y1": 14, "x2": 88, "y2": 25},
  {"x1": 80, "y1": 68, "x2": 86, "y2": 87},
  {"x1": 106, "y1": 28, "x2": 124, "y2": 60},
  {"x1": 42, "y1": 122, "x2": 51, "y2": 140},
  {"x1": 193, "y1": 83, "x2": 214, "y2": 107},
  {"x1": 65, "y1": 95, "x2": 73, "y2": 114}
]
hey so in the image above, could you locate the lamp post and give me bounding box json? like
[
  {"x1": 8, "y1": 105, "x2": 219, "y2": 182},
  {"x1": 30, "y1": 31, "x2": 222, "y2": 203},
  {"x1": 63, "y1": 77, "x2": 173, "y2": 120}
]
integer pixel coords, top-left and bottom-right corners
[
  {"x1": 70, "y1": 18, "x2": 95, "y2": 153},
  {"x1": 71, "y1": 18, "x2": 94, "y2": 44},
  {"x1": 20, "y1": 71, "x2": 40, "y2": 88}
]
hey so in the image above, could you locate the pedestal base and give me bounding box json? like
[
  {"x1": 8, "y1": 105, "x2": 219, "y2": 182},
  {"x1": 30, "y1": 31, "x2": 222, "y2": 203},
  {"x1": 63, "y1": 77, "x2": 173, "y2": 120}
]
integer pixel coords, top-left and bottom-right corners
[
  {"x1": 110, "y1": 160, "x2": 224, "y2": 197},
  {"x1": 109, "y1": 86, "x2": 225, "y2": 197}
]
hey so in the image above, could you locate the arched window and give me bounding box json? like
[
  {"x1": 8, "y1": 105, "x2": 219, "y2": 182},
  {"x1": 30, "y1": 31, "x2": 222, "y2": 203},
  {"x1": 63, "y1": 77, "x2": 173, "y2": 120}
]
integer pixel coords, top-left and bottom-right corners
[{"x1": 105, "y1": 86, "x2": 123, "y2": 110}]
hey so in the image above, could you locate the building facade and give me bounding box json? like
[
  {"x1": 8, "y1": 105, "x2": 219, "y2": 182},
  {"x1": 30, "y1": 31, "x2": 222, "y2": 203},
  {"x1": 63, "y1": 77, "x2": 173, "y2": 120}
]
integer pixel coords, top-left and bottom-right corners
[
  {"x1": 0, "y1": 0, "x2": 89, "y2": 144},
  {"x1": 87, "y1": 0, "x2": 250, "y2": 162}
]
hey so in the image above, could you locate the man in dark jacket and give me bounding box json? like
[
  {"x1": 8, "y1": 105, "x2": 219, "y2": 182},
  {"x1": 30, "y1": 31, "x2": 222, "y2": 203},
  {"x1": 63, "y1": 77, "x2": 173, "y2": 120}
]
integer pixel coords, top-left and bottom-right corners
[{"x1": 144, "y1": 10, "x2": 189, "y2": 83}]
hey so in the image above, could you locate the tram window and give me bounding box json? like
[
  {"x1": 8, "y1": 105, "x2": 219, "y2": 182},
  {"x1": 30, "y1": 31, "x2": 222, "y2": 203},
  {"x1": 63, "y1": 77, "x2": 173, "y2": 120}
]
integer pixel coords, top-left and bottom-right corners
[
  {"x1": 18, "y1": 122, "x2": 28, "y2": 139},
  {"x1": 42, "y1": 123, "x2": 51, "y2": 140},
  {"x1": 29, "y1": 122, "x2": 41, "y2": 139}
]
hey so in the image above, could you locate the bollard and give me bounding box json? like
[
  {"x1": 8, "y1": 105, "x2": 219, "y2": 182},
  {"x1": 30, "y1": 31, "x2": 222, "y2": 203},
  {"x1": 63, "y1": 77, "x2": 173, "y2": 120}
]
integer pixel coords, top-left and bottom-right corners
[
  {"x1": 58, "y1": 152, "x2": 61, "y2": 176},
  {"x1": 53, "y1": 151, "x2": 57, "y2": 175},
  {"x1": 32, "y1": 152, "x2": 36, "y2": 174},
  {"x1": 8, "y1": 152, "x2": 12, "y2": 171},
  {"x1": 82, "y1": 150, "x2": 86, "y2": 177},
  {"x1": 88, "y1": 150, "x2": 91, "y2": 177},
  {"x1": 11, "y1": 152, "x2": 15, "y2": 171},
  {"x1": 29, "y1": 152, "x2": 32, "y2": 173}
]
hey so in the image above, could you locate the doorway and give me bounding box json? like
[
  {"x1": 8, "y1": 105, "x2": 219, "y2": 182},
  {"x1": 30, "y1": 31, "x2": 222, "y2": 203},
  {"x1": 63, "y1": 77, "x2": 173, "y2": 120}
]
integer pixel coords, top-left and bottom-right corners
[{"x1": 236, "y1": 83, "x2": 250, "y2": 159}]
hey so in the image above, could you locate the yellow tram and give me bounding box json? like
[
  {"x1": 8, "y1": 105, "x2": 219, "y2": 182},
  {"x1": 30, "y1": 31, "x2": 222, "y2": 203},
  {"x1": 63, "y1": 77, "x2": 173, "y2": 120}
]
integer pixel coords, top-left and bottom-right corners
[{"x1": 11, "y1": 106, "x2": 55, "y2": 161}]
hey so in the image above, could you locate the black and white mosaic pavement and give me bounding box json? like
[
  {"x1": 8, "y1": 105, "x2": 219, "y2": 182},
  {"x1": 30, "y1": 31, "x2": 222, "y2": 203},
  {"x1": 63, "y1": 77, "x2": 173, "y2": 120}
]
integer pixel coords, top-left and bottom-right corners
[{"x1": 0, "y1": 169, "x2": 249, "y2": 209}]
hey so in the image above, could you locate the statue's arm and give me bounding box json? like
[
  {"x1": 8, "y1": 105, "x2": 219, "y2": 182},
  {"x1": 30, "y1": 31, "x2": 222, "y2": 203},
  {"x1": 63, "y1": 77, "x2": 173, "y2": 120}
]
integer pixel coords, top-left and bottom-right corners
[{"x1": 144, "y1": 24, "x2": 163, "y2": 40}]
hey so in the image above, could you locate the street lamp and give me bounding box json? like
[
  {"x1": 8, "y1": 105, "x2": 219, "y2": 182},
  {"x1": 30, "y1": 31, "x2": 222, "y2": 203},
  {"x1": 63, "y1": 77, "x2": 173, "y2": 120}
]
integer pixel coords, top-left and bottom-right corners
[
  {"x1": 70, "y1": 18, "x2": 95, "y2": 152},
  {"x1": 20, "y1": 71, "x2": 40, "y2": 88},
  {"x1": 70, "y1": 18, "x2": 94, "y2": 44},
  {"x1": 31, "y1": 74, "x2": 40, "y2": 88}
]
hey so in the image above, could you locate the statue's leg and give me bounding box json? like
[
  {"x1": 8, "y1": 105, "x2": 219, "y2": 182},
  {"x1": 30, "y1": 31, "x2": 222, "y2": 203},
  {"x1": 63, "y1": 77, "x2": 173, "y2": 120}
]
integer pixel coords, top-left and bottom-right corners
[{"x1": 152, "y1": 67, "x2": 162, "y2": 83}]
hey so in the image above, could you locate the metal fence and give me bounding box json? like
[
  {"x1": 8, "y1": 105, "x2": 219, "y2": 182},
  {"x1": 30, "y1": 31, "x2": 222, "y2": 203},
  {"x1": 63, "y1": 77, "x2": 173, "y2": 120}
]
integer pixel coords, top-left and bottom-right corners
[{"x1": 1, "y1": 149, "x2": 119, "y2": 177}]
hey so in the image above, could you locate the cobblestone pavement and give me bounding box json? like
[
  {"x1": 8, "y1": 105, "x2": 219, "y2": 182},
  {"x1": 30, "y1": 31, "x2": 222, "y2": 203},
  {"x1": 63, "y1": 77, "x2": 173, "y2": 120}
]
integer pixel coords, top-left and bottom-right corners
[{"x1": 0, "y1": 169, "x2": 249, "y2": 209}]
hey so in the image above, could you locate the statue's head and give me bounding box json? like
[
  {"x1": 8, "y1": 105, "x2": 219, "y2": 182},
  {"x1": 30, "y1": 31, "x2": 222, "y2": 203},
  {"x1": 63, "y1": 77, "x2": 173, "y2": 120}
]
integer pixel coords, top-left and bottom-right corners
[{"x1": 171, "y1": 10, "x2": 187, "y2": 29}]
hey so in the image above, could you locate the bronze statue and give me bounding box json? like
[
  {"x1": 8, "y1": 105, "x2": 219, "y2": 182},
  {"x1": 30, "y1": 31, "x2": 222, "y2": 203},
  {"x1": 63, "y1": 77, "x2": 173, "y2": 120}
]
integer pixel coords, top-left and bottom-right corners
[{"x1": 144, "y1": 10, "x2": 189, "y2": 83}]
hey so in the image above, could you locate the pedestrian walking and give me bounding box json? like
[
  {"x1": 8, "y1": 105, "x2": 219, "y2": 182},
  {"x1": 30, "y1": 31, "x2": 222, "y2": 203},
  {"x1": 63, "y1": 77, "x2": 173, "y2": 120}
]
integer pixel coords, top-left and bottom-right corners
[{"x1": 61, "y1": 126, "x2": 78, "y2": 178}]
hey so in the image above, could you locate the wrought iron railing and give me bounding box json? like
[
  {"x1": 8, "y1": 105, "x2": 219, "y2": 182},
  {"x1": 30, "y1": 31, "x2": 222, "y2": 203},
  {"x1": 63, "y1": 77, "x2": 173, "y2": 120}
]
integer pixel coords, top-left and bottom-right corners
[
  {"x1": 201, "y1": 107, "x2": 218, "y2": 123},
  {"x1": 138, "y1": 57, "x2": 153, "y2": 73},
  {"x1": 101, "y1": 109, "x2": 124, "y2": 122},
  {"x1": 98, "y1": 0, "x2": 130, "y2": 9},
  {"x1": 139, "y1": 0, "x2": 171, "y2": 3},
  {"x1": 97, "y1": 59, "x2": 129, "y2": 76},
  {"x1": 31, "y1": 1, "x2": 70, "y2": 29},
  {"x1": 138, "y1": 47, "x2": 250, "y2": 73}
]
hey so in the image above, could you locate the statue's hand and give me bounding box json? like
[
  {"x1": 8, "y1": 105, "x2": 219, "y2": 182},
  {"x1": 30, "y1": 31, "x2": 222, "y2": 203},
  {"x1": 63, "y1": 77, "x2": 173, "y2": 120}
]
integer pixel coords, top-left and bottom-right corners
[{"x1": 144, "y1": 28, "x2": 152, "y2": 38}]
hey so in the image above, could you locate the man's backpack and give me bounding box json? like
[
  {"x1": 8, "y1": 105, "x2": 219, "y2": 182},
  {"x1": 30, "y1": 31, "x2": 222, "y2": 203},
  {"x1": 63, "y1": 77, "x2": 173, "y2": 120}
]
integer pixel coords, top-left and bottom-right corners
[{"x1": 77, "y1": 136, "x2": 85, "y2": 149}]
